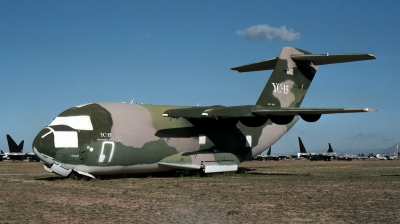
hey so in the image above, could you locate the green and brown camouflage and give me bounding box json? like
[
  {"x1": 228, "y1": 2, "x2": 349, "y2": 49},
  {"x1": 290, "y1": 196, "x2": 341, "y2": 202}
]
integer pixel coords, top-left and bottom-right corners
[{"x1": 32, "y1": 46, "x2": 376, "y2": 179}]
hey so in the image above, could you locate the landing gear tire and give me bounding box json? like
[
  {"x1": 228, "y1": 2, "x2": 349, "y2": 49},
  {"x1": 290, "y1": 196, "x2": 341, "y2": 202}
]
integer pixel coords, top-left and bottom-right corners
[{"x1": 69, "y1": 172, "x2": 81, "y2": 180}]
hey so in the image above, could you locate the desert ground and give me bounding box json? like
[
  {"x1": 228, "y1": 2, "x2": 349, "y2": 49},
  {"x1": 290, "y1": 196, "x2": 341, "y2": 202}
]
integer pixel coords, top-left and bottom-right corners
[{"x1": 0, "y1": 159, "x2": 399, "y2": 223}]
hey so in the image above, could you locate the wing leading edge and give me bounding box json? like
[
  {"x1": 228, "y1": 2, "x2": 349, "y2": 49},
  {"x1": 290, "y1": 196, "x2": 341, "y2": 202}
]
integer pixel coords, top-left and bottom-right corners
[{"x1": 163, "y1": 106, "x2": 376, "y2": 119}]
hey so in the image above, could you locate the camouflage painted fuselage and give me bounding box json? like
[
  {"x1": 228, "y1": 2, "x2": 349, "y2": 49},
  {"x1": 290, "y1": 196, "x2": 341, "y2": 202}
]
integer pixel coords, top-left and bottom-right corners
[
  {"x1": 33, "y1": 102, "x2": 296, "y2": 175},
  {"x1": 32, "y1": 46, "x2": 375, "y2": 178}
]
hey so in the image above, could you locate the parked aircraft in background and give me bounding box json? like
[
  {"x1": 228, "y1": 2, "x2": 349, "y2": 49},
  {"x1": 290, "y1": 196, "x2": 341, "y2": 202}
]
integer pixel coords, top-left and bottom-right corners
[
  {"x1": 26, "y1": 152, "x2": 40, "y2": 162},
  {"x1": 5, "y1": 135, "x2": 40, "y2": 162},
  {"x1": 263, "y1": 147, "x2": 290, "y2": 161},
  {"x1": 6, "y1": 135, "x2": 26, "y2": 161},
  {"x1": 32, "y1": 46, "x2": 376, "y2": 179},
  {"x1": 385, "y1": 144, "x2": 398, "y2": 160},
  {"x1": 357, "y1": 154, "x2": 371, "y2": 160},
  {"x1": 337, "y1": 154, "x2": 357, "y2": 161},
  {"x1": 376, "y1": 144, "x2": 399, "y2": 160},
  {"x1": 295, "y1": 137, "x2": 335, "y2": 161},
  {"x1": 375, "y1": 154, "x2": 387, "y2": 160},
  {"x1": 296, "y1": 137, "x2": 310, "y2": 159},
  {"x1": 0, "y1": 150, "x2": 4, "y2": 161}
]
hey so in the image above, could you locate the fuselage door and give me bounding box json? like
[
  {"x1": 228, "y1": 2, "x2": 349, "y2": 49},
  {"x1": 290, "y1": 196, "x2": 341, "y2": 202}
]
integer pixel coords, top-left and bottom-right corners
[{"x1": 98, "y1": 141, "x2": 115, "y2": 165}]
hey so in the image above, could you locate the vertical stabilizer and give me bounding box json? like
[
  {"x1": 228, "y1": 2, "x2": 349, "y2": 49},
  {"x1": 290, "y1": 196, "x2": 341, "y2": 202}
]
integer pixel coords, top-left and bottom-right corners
[
  {"x1": 6, "y1": 135, "x2": 24, "y2": 153},
  {"x1": 267, "y1": 147, "x2": 271, "y2": 156},
  {"x1": 298, "y1": 137, "x2": 307, "y2": 153},
  {"x1": 256, "y1": 47, "x2": 317, "y2": 108},
  {"x1": 327, "y1": 143, "x2": 334, "y2": 153}
]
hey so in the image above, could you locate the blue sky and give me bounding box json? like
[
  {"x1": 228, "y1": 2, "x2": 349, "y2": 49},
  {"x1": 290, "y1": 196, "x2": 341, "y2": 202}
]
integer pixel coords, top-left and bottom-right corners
[{"x1": 1, "y1": 0, "x2": 399, "y2": 154}]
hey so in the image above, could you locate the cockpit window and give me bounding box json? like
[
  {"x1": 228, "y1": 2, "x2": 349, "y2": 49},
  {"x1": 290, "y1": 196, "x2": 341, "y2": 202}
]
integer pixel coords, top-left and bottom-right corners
[
  {"x1": 54, "y1": 131, "x2": 78, "y2": 148},
  {"x1": 50, "y1": 116, "x2": 93, "y2": 130}
]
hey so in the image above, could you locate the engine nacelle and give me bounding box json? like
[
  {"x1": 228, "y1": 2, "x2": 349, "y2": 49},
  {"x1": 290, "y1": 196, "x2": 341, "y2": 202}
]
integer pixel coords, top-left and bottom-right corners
[
  {"x1": 300, "y1": 114, "x2": 321, "y2": 122},
  {"x1": 239, "y1": 117, "x2": 268, "y2": 127},
  {"x1": 268, "y1": 115, "x2": 295, "y2": 125}
]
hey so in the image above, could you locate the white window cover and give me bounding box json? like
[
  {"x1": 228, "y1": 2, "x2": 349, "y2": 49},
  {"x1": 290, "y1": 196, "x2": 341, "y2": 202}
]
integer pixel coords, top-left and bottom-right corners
[
  {"x1": 246, "y1": 135, "x2": 252, "y2": 147},
  {"x1": 199, "y1": 135, "x2": 206, "y2": 145},
  {"x1": 54, "y1": 131, "x2": 78, "y2": 148},
  {"x1": 50, "y1": 116, "x2": 93, "y2": 130}
]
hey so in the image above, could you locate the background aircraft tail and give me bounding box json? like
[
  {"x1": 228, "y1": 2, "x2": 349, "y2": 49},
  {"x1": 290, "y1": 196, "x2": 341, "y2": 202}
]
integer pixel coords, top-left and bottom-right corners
[
  {"x1": 298, "y1": 137, "x2": 307, "y2": 153},
  {"x1": 327, "y1": 143, "x2": 334, "y2": 153},
  {"x1": 6, "y1": 135, "x2": 24, "y2": 153},
  {"x1": 266, "y1": 147, "x2": 271, "y2": 156}
]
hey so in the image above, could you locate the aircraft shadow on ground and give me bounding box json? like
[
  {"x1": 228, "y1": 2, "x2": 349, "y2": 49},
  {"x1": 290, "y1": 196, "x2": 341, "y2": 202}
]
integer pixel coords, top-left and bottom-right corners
[
  {"x1": 33, "y1": 168, "x2": 305, "y2": 181},
  {"x1": 34, "y1": 172, "x2": 198, "y2": 181},
  {"x1": 247, "y1": 172, "x2": 302, "y2": 176},
  {"x1": 35, "y1": 176, "x2": 68, "y2": 181}
]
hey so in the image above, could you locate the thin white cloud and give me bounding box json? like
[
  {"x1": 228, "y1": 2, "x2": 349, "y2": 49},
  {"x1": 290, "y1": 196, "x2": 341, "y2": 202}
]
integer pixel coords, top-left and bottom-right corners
[
  {"x1": 140, "y1": 34, "x2": 152, "y2": 39},
  {"x1": 237, "y1": 24, "x2": 300, "y2": 41}
]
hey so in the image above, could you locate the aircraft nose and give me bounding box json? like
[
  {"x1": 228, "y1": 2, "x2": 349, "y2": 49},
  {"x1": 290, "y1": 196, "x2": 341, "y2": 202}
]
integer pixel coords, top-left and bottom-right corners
[{"x1": 32, "y1": 128, "x2": 56, "y2": 159}]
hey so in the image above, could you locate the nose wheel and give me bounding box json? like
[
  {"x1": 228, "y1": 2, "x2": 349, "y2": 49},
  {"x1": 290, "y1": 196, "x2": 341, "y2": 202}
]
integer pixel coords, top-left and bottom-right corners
[
  {"x1": 68, "y1": 171, "x2": 91, "y2": 181},
  {"x1": 68, "y1": 171, "x2": 81, "y2": 180}
]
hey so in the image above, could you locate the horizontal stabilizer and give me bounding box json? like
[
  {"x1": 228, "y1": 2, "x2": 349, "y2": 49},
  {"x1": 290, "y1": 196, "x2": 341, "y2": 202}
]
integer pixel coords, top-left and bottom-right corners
[
  {"x1": 291, "y1": 53, "x2": 376, "y2": 65},
  {"x1": 231, "y1": 57, "x2": 277, "y2": 72},
  {"x1": 231, "y1": 53, "x2": 375, "y2": 73}
]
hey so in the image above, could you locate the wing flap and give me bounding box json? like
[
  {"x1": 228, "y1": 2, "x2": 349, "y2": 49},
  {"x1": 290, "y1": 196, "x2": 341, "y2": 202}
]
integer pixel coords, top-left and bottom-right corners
[
  {"x1": 163, "y1": 105, "x2": 224, "y2": 118},
  {"x1": 163, "y1": 105, "x2": 260, "y2": 118}
]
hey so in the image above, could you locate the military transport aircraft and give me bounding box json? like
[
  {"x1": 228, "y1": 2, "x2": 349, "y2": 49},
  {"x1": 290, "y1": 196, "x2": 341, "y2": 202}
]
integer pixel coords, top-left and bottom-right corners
[{"x1": 32, "y1": 46, "x2": 376, "y2": 179}]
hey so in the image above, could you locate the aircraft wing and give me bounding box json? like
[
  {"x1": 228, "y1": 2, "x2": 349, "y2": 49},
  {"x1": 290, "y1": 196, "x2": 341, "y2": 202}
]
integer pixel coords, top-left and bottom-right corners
[
  {"x1": 251, "y1": 107, "x2": 376, "y2": 116},
  {"x1": 162, "y1": 106, "x2": 376, "y2": 118}
]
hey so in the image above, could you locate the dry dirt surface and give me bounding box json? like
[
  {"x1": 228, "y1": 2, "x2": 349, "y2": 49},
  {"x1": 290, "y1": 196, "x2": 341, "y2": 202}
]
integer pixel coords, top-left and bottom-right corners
[{"x1": 0, "y1": 159, "x2": 399, "y2": 223}]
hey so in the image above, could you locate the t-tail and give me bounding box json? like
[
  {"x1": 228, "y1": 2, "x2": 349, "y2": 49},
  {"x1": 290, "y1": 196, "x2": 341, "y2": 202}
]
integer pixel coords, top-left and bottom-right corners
[
  {"x1": 298, "y1": 137, "x2": 307, "y2": 153},
  {"x1": 6, "y1": 135, "x2": 24, "y2": 153},
  {"x1": 327, "y1": 143, "x2": 334, "y2": 153},
  {"x1": 231, "y1": 46, "x2": 375, "y2": 114}
]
